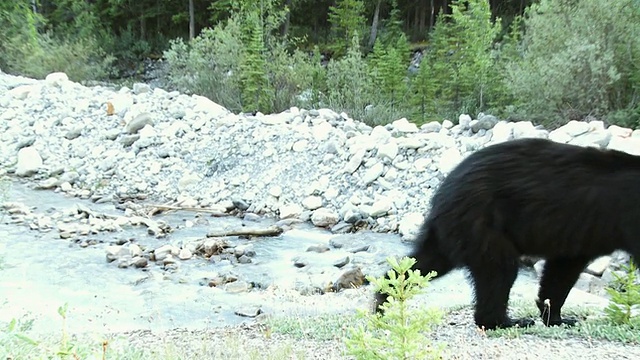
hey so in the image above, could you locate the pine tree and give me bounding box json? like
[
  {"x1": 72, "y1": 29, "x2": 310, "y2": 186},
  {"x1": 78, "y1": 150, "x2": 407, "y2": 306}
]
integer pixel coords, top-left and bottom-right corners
[
  {"x1": 418, "y1": 0, "x2": 502, "y2": 119},
  {"x1": 328, "y1": 0, "x2": 366, "y2": 55},
  {"x1": 239, "y1": 12, "x2": 271, "y2": 113}
]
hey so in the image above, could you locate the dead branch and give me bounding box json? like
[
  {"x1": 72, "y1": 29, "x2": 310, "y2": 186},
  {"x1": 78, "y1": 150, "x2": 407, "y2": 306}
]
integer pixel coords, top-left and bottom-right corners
[
  {"x1": 206, "y1": 226, "x2": 283, "y2": 238},
  {"x1": 145, "y1": 204, "x2": 229, "y2": 217}
]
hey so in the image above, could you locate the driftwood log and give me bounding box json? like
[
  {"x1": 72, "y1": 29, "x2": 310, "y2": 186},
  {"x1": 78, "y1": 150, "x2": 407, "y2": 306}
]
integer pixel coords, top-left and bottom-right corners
[
  {"x1": 145, "y1": 204, "x2": 229, "y2": 217},
  {"x1": 206, "y1": 226, "x2": 283, "y2": 238}
]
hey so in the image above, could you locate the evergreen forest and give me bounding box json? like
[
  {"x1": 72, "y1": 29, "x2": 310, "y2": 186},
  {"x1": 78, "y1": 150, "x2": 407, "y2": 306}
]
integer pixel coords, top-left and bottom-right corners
[{"x1": 1, "y1": 0, "x2": 639, "y2": 127}]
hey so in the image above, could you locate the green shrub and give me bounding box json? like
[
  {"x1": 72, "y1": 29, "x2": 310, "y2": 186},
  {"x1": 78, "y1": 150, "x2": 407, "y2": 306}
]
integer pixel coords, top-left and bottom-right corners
[
  {"x1": 604, "y1": 260, "x2": 640, "y2": 327},
  {"x1": 164, "y1": 19, "x2": 245, "y2": 112},
  {"x1": 505, "y1": 0, "x2": 640, "y2": 126},
  {"x1": 2, "y1": 32, "x2": 114, "y2": 81},
  {"x1": 323, "y1": 34, "x2": 376, "y2": 121},
  {"x1": 416, "y1": 0, "x2": 503, "y2": 122},
  {"x1": 345, "y1": 256, "x2": 444, "y2": 360}
]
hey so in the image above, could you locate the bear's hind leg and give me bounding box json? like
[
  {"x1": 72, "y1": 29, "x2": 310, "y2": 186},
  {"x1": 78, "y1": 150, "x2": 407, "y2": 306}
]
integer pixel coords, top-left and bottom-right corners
[
  {"x1": 469, "y1": 258, "x2": 533, "y2": 330},
  {"x1": 536, "y1": 256, "x2": 589, "y2": 327}
]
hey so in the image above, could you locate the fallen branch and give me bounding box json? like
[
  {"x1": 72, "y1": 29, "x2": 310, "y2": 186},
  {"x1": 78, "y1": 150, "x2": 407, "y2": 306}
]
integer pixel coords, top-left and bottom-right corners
[
  {"x1": 206, "y1": 226, "x2": 283, "y2": 238},
  {"x1": 145, "y1": 204, "x2": 229, "y2": 217}
]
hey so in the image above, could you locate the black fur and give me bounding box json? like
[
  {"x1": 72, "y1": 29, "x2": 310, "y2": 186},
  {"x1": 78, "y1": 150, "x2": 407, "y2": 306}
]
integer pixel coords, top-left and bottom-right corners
[{"x1": 374, "y1": 138, "x2": 640, "y2": 330}]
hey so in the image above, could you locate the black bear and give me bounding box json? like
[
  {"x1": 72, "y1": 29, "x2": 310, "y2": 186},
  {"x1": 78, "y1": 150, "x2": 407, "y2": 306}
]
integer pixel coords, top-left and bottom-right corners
[{"x1": 374, "y1": 137, "x2": 640, "y2": 330}]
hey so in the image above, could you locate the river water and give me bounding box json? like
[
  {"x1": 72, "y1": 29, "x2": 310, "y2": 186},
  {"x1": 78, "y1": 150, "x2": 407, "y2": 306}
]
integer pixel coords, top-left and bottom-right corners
[{"x1": 0, "y1": 180, "x2": 607, "y2": 335}]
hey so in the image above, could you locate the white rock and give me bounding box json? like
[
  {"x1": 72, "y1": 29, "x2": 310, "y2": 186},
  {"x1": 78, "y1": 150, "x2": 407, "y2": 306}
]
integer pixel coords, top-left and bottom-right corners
[
  {"x1": 585, "y1": 256, "x2": 611, "y2": 276},
  {"x1": 16, "y1": 146, "x2": 43, "y2": 177},
  {"x1": 343, "y1": 148, "x2": 366, "y2": 174},
  {"x1": 178, "y1": 173, "x2": 201, "y2": 192},
  {"x1": 608, "y1": 125, "x2": 632, "y2": 138},
  {"x1": 192, "y1": 95, "x2": 230, "y2": 117},
  {"x1": 45, "y1": 72, "x2": 69, "y2": 85},
  {"x1": 279, "y1": 204, "x2": 303, "y2": 219},
  {"x1": 310, "y1": 208, "x2": 339, "y2": 227},
  {"x1": 556, "y1": 120, "x2": 590, "y2": 137},
  {"x1": 438, "y1": 147, "x2": 463, "y2": 174},
  {"x1": 302, "y1": 195, "x2": 323, "y2": 210},
  {"x1": 292, "y1": 139, "x2": 308, "y2": 152},
  {"x1": 458, "y1": 114, "x2": 472, "y2": 129},
  {"x1": 268, "y1": 186, "x2": 283, "y2": 198},
  {"x1": 377, "y1": 141, "x2": 398, "y2": 161},
  {"x1": 392, "y1": 118, "x2": 419, "y2": 133},
  {"x1": 312, "y1": 121, "x2": 333, "y2": 142},
  {"x1": 370, "y1": 198, "x2": 393, "y2": 218},
  {"x1": 607, "y1": 136, "x2": 640, "y2": 156},
  {"x1": 362, "y1": 162, "x2": 384, "y2": 185}
]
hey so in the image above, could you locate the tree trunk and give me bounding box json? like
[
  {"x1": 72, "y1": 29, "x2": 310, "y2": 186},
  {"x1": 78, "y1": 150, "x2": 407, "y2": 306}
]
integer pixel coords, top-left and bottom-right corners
[
  {"x1": 189, "y1": 0, "x2": 195, "y2": 40},
  {"x1": 140, "y1": 16, "x2": 146, "y2": 40},
  {"x1": 368, "y1": 0, "x2": 382, "y2": 50},
  {"x1": 282, "y1": 0, "x2": 292, "y2": 37},
  {"x1": 429, "y1": 0, "x2": 435, "y2": 31},
  {"x1": 419, "y1": 1, "x2": 426, "y2": 34}
]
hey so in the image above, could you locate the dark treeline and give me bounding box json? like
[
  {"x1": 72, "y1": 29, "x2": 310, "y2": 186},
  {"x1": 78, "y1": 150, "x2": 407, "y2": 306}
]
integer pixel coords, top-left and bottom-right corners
[
  {"x1": 1, "y1": 0, "x2": 638, "y2": 129},
  {"x1": 31, "y1": 0, "x2": 534, "y2": 51}
]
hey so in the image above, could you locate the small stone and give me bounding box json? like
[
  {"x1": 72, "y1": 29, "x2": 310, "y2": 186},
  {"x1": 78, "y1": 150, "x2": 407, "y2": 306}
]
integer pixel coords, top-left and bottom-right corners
[
  {"x1": 237, "y1": 255, "x2": 252, "y2": 264},
  {"x1": 585, "y1": 256, "x2": 611, "y2": 276},
  {"x1": 106, "y1": 245, "x2": 129, "y2": 262},
  {"x1": 224, "y1": 280, "x2": 251, "y2": 293},
  {"x1": 361, "y1": 162, "x2": 384, "y2": 185},
  {"x1": 235, "y1": 306, "x2": 263, "y2": 318},
  {"x1": 302, "y1": 195, "x2": 323, "y2": 210},
  {"x1": 233, "y1": 199, "x2": 250, "y2": 211},
  {"x1": 126, "y1": 113, "x2": 153, "y2": 134},
  {"x1": 334, "y1": 268, "x2": 365, "y2": 291},
  {"x1": 293, "y1": 257, "x2": 308, "y2": 268},
  {"x1": 346, "y1": 245, "x2": 370, "y2": 253},
  {"x1": 268, "y1": 186, "x2": 283, "y2": 198},
  {"x1": 131, "y1": 256, "x2": 148, "y2": 268},
  {"x1": 306, "y1": 245, "x2": 330, "y2": 253},
  {"x1": 333, "y1": 256, "x2": 350, "y2": 268},
  {"x1": 64, "y1": 126, "x2": 83, "y2": 140},
  {"x1": 292, "y1": 139, "x2": 308, "y2": 152},
  {"x1": 178, "y1": 248, "x2": 193, "y2": 260},
  {"x1": 133, "y1": 83, "x2": 151, "y2": 94},
  {"x1": 310, "y1": 208, "x2": 339, "y2": 227}
]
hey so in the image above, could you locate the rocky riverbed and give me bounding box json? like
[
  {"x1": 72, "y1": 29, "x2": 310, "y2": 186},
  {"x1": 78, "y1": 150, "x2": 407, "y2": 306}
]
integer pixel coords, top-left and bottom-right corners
[{"x1": 0, "y1": 70, "x2": 636, "y2": 335}]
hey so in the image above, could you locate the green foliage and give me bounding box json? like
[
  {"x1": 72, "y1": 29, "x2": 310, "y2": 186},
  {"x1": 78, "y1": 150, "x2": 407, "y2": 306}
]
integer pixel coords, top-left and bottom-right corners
[
  {"x1": 328, "y1": 0, "x2": 367, "y2": 55},
  {"x1": 265, "y1": 313, "x2": 354, "y2": 341},
  {"x1": 165, "y1": 8, "x2": 322, "y2": 114},
  {"x1": 345, "y1": 256, "x2": 444, "y2": 360},
  {"x1": 2, "y1": 32, "x2": 115, "y2": 81},
  {"x1": 240, "y1": 12, "x2": 271, "y2": 112},
  {"x1": 505, "y1": 0, "x2": 640, "y2": 126},
  {"x1": 165, "y1": 19, "x2": 245, "y2": 111},
  {"x1": 604, "y1": 260, "x2": 640, "y2": 327},
  {"x1": 370, "y1": 34, "x2": 411, "y2": 112},
  {"x1": 417, "y1": 0, "x2": 503, "y2": 121},
  {"x1": 0, "y1": 1, "x2": 40, "y2": 70},
  {"x1": 324, "y1": 35, "x2": 376, "y2": 121}
]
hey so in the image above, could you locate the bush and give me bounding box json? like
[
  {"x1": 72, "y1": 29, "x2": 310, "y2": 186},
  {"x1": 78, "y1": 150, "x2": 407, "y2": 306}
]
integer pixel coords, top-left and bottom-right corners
[
  {"x1": 164, "y1": 19, "x2": 245, "y2": 112},
  {"x1": 323, "y1": 35, "x2": 376, "y2": 121},
  {"x1": 415, "y1": 0, "x2": 503, "y2": 122},
  {"x1": 604, "y1": 260, "x2": 640, "y2": 327},
  {"x1": 2, "y1": 32, "x2": 114, "y2": 81},
  {"x1": 165, "y1": 11, "x2": 322, "y2": 114},
  {"x1": 505, "y1": 0, "x2": 640, "y2": 126}
]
